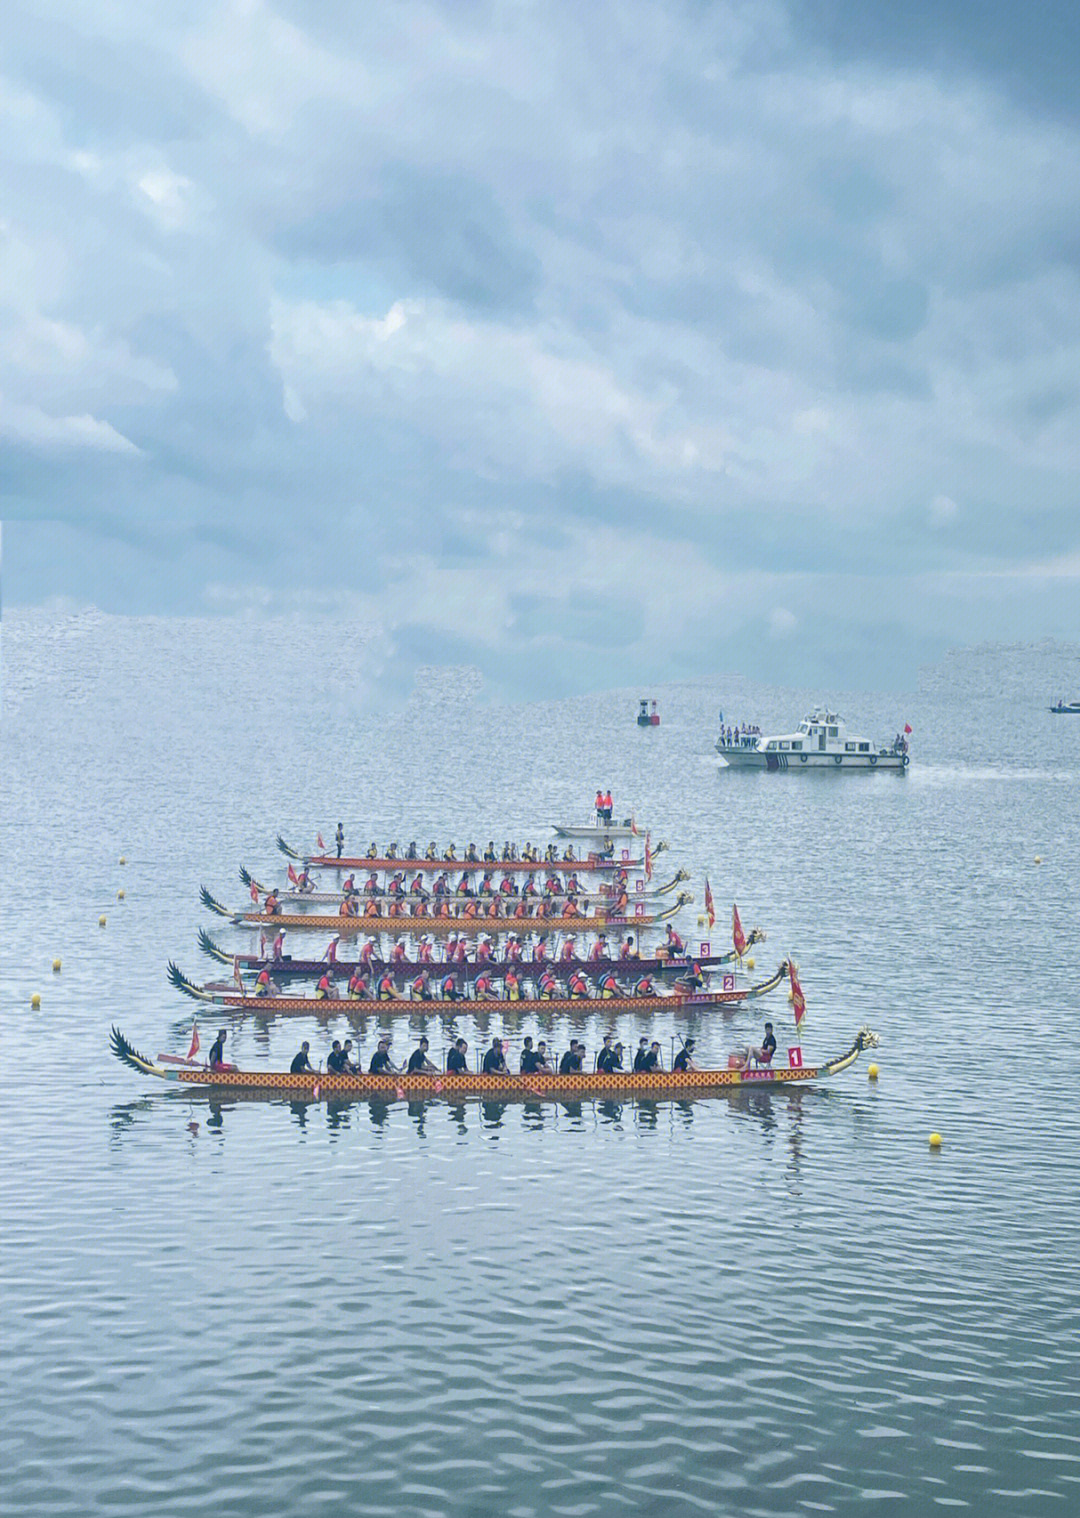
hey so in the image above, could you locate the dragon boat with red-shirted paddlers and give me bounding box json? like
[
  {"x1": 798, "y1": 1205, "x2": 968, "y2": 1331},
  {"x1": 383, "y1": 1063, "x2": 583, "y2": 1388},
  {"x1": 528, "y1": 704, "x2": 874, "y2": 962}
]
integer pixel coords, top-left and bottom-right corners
[
  {"x1": 195, "y1": 925, "x2": 767, "y2": 982},
  {"x1": 241, "y1": 864, "x2": 690, "y2": 912},
  {"x1": 168, "y1": 959, "x2": 791, "y2": 1015},
  {"x1": 200, "y1": 887, "x2": 692, "y2": 935},
  {"x1": 277, "y1": 836, "x2": 662, "y2": 873},
  {"x1": 110, "y1": 1026, "x2": 880, "y2": 1102}
]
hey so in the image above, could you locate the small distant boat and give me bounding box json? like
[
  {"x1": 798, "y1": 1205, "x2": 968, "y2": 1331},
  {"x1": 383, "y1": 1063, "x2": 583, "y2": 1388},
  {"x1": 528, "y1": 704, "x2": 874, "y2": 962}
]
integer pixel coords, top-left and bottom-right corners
[
  {"x1": 1050, "y1": 700, "x2": 1080, "y2": 714},
  {"x1": 637, "y1": 699, "x2": 660, "y2": 727},
  {"x1": 718, "y1": 708, "x2": 911, "y2": 772}
]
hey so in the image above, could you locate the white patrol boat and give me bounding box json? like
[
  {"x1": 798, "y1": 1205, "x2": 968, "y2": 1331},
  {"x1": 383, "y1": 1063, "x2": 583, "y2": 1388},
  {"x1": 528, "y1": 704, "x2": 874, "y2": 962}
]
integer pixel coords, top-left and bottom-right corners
[{"x1": 717, "y1": 708, "x2": 910, "y2": 772}]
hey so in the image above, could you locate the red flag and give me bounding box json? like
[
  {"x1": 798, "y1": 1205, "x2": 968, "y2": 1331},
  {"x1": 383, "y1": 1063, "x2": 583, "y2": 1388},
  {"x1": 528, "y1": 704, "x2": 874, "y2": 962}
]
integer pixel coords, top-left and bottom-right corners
[
  {"x1": 630, "y1": 814, "x2": 639, "y2": 836},
  {"x1": 904, "y1": 724, "x2": 912, "y2": 735},
  {"x1": 250, "y1": 880, "x2": 260, "y2": 902},
  {"x1": 705, "y1": 878, "x2": 716, "y2": 930},
  {"x1": 233, "y1": 956, "x2": 246, "y2": 997},
  {"x1": 789, "y1": 960, "x2": 806, "y2": 1032},
  {"x1": 187, "y1": 1022, "x2": 200, "y2": 1061},
  {"x1": 317, "y1": 832, "x2": 326, "y2": 852},
  {"x1": 732, "y1": 903, "x2": 747, "y2": 957},
  {"x1": 644, "y1": 834, "x2": 654, "y2": 882},
  {"x1": 287, "y1": 863, "x2": 299, "y2": 885}
]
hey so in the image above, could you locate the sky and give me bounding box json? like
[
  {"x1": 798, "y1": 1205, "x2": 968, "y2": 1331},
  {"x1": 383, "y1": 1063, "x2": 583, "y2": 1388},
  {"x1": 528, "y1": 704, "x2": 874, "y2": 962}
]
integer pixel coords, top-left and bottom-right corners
[{"x1": 3, "y1": 0, "x2": 1079, "y2": 697}]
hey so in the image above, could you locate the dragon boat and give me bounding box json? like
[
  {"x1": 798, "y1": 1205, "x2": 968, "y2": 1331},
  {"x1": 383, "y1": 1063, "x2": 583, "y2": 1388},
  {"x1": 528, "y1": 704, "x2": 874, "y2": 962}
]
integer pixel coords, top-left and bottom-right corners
[
  {"x1": 200, "y1": 887, "x2": 691, "y2": 935},
  {"x1": 168, "y1": 960, "x2": 790, "y2": 1014},
  {"x1": 241, "y1": 864, "x2": 690, "y2": 911},
  {"x1": 196, "y1": 927, "x2": 767, "y2": 980},
  {"x1": 278, "y1": 837, "x2": 662, "y2": 872},
  {"x1": 110, "y1": 1026, "x2": 880, "y2": 1101}
]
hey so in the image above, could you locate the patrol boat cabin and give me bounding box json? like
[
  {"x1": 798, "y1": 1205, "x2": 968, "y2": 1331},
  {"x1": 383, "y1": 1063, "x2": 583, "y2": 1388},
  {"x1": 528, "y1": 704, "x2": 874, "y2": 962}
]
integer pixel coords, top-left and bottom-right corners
[{"x1": 717, "y1": 708, "x2": 910, "y2": 772}]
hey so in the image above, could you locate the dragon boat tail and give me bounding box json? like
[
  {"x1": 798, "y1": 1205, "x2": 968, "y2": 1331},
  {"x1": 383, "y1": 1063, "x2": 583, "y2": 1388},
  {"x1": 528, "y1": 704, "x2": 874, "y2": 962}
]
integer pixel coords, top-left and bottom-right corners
[{"x1": 111, "y1": 1026, "x2": 880, "y2": 1101}]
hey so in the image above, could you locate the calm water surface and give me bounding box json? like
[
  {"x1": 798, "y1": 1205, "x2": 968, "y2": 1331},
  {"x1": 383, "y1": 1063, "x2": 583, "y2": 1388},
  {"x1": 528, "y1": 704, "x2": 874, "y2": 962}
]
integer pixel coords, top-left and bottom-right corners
[{"x1": 3, "y1": 612, "x2": 1080, "y2": 1517}]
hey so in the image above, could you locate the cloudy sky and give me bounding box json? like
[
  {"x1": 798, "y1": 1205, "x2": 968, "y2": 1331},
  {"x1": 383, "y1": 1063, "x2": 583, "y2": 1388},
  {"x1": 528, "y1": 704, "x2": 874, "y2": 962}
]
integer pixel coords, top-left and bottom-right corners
[{"x1": 4, "y1": 0, "x2": 1079, "y2": 695}]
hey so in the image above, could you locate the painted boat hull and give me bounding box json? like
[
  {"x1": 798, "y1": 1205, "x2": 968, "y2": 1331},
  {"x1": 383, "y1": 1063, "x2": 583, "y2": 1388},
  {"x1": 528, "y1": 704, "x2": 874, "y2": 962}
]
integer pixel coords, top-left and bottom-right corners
[
  {"x1": 719, "y1": 748, "x2": 908, "y2": 772},
  {"x1": 279, "y1": 839, "x2": 648, "y2": 871},
  {"x1": 553, "y1": 823, "x2": 640, "y2": 839}
]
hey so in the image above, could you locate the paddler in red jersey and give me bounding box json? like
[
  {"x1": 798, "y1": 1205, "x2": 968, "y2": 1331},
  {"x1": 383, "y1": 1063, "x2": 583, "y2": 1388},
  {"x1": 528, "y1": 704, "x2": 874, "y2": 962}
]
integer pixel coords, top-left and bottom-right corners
[
  {"x1": 589, "y1": 935, "x2": 609, "y2": 963},
  {"x1": 322, "y1": 933, "x2": 341, "y2": 965},
  {"x1": 505, "y1": 933, "x2": 522, "y2": 964},
  {"x1": 388, "y1": 872, "x2": 405, "y2": 899},
  {"x1": 263, "y1": 890, "x2": 281, "y2": 916},
  {"x1": 418, "y1": 935, "x2": 434, "y2": 964},
  {"x1": 377, "y1": 970, "x2": 396, "y2": 1001},
  {"x1": 619, "y1": 935, "x2": 639, "y2": 962},
  {"x1": 561, "y1": 896, "x2": 580, "y2": 919},
  {"x1": 599, "y1": 969, "x2": 620, "y2": 999},
  {"x1": 485, "y1": 896, "x2": 503, "y2": 918},
  {"x1": 440, "y1": 971, "x2": 463, "y2": 1002},
  {"x1": 522, "y1": 874, "x2": 539, "y2": 900},
  {"x1": 537, "y1": 968, "x2": 558, "y2": 1000},
  {"x1": 253, "y1": 967, "x2": 278, "y2": 997},
  {"x1": 533, "y1": 935, "x2": 550, "y2": 966},
  {"x1": 504, "y1": 966, "x2": 522, "y2": 1001},
  {"x1": 477, "y1": 935, "x2": 493, "y2": 964},
  {"x1": 513, "y1": 896, "x2": 530, "y2": 920},
  {"x1": 474, "y1": 969, "x2": 498, "y2": 1000},
  {"x1": 411, "y1": 969, "x2": 432, "y2": 1002},
  {"x1": 390, "y1": 939, "x2": 408, "y2": 968},
  {"x1": 663, "y1": 923, "x2": 686, "y2": 957},
  {"x1": 346, "y1": 967, "x2": 369, "y2": 1000},
  {"x1": 361, "y1": 897, "x2": 379, "y2": 918},
  {"x1": 568, "y1": 970, "x2": 590, "y2": 1000},
  {"x1": 453, "y1": 938, "x2": 468, "y2": 964},
  {"x1": 594, "y1": 789, "x2": 604, "y2": 823},
  {"x1": 271, "y1": 928, "x2": 286, "y2": 961},
  {"x1": 479, "y1": 871, "x2": 495, "y2": 898},
  {"x1": 559, "y1": 935, "x2": 577, "y2": 964},
  {"x1": 634, "y1": 974, "x2": 657, "y2": 997},
  {"x1": 359, "y1": 937, "x2": 376, "y2": 969},
  {"x1": 457, "y1": 872, "x2": 473, "y2": 898},
  {"x1": 314, "y1": 968, "x2": 334, "y2": 1001},
  {"x1": 499, "y1": 873, "x2": 516, "y2": 897},
  {"x1": 341, "y1": 873, "x2": 356, "y2": 895},
  {"x1": 364, "y1": 871, "x2": 379, "y2": 895}
]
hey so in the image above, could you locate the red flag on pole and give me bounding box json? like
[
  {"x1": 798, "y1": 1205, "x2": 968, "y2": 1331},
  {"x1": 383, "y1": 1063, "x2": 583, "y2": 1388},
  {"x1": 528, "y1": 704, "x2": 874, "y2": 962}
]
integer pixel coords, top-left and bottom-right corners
[
  {"x1": 317, "y1": 832, "x2": 326, "y2": 852},
  {"x1": 789, "y1": 959, "x2": 806, "y2": 1032},
  {"x1": 630, "y1": 813, "x2": 639, "y2": 837},
  {"x1": 732, "y1": 902, "x2": 747, "y2": 957},
  {"x1": 187, "y1": 1022, "x2": 200, "y2": 1061},
  {"x1": 705, "y1": 879, "x2": 716, "y2": 930},
  {"x1": 287, "y1": 863, "x2": 299, "y2": 885},
  {"x1": 250, "y1": 880, "x2": 260, "y2": 902},
  {"x1": 903, "y1": 724, "x2": 912, "y2": 735},
  {"x1": 644, "y1": 834, "x2": 654, "y2": 882}
]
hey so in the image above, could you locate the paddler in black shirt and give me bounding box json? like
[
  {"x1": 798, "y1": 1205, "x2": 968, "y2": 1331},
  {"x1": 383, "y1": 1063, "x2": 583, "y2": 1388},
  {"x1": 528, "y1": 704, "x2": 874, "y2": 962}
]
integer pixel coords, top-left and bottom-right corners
[
  {"x1": 558, "y1": 1041, "x2": 584, "y2": 1074},
  {"x1": 407, "y1": 1036, "x2": 438, "y2": 1073},
  {"x1": 326, "y1": 1040, "x2": 348, "y2": 1073},
  {"x1": 482, "y1": 1037, "x2": 508, "y2": 1074},
  {"x1": 597, "y1": 1035, "x2": 622, "y2": 1073},
  {"x1": 447, "y1": 1038, "x2": 469, "y2": 1073},
  {"x1": 289, "y1": 1041, "x2": 314, "y2": 1074},
  {"x1": 632, "y1": 1037, "x2": 650, "y2": 1072},
  {"x1": 369, "y1": 1036, "x2": 400, "y2": 1075},
  {"x1": 672, "y1": 1038, "x2": 698, "y2": 1072},
  {"x1": 519, "y1": 1036, "x2": 537, "y2": 1073},
  {"x1": 641, "y1": 1041, "x2": 662, "y2": 1072}
]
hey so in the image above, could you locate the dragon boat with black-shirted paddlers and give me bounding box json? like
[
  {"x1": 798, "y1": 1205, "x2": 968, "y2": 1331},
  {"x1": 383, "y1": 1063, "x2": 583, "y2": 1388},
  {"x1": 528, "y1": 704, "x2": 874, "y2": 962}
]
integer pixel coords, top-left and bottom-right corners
[
  {"x1": 110, "y1": 1026, "x2": 881, "y2": 1102},
  {"x1": 200, "y1": 887, "x2": 692, "y2": 936},
  {"x1": 196, "y1": 925, "x2": 768, "y2": 982},
  {"x1": 168, "y1": 959, "x2": 792, "y2": 1015},
  {"x1": 278, "y1": 836, "x2": 660, "y2": 873}
]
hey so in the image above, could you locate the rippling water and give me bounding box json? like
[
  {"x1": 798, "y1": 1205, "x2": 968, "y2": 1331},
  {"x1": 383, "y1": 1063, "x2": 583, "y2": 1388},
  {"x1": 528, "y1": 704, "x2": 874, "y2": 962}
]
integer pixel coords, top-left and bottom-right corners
[{"x1": 4, "y1": 611, "x2": 1080, "y2": 1517}]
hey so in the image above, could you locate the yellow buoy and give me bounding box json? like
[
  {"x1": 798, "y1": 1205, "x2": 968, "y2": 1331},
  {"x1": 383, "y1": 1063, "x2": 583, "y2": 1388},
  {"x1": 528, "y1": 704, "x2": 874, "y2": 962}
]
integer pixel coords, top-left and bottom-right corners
[
  {"x1": 31, "y1": 992, "x2": 41, "y2": 1009},
  {"x1": 52, "y1": 958, "x2": 62, "y2": 973},
  {"x1": 99, "y1": 915, "x2": 107, "y2": 927},
  {"x1": 746, "y1": 956, "x2": 754, "y2": 971},
  {"x1": 1034, "y1": 855, "x2": 1042, "y2": 864},
  {"x1": 119, "y1": 856, "x2": 127, "y2": 865},
  {"x1": 867, "y1": 1063, "x2": 879, "y2": 1080},
  {"x1": 929, "y1": 1132, "x2": 942, "y2": 1149},
  {"x1": 697, "y1": 915, "x2": 705, "y2": 927},
  {"x1": 117, "y1": 888, "x2": 125, "y2": 901}
]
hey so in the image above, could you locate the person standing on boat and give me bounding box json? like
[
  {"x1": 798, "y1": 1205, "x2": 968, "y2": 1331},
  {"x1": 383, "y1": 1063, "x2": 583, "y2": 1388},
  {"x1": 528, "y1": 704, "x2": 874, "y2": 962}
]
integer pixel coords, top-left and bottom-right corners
[
  {"x1": 447, "y1": 1038, "x2": 469, "y2": 1072},
  {"x1": 271, "y1": 927, "x2": 286, "y2": 961},
  {"x1": 333, "y1": 823, "x2": 344, "y2": 860},
  {"x1": 290, "y1": 1041, "x2": 314, "y2": 1074},
  {"x1": 594, "y1": 789, "x2": 604, "y2": 824},
  {"x1": 407, "y1": 1037, "x2": 438, "y2": 1073},
  {"x1": 322, "y1": 933, "x2": 341, "y2": 966},
  {"x1": 602, "y1": 790, "x2": 613, "y2": 823},
  {"x1": 482, "y1": 1037, "x2": 509, "y2": 1074}
]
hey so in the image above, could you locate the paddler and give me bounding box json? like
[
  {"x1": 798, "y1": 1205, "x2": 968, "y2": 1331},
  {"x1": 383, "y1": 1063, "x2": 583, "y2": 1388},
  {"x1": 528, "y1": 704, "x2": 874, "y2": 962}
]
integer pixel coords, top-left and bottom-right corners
[
  {"x1": 476, "y1": 935, "x2": 493, "y2": 964},
  {"x1": 295, "y1": 867, "x2": 315, "y2": 894},
  {"x1": 533, "y1": 935, "x2": 550, "y2": 966},
  {"x1": 499, "y1": 872, "x2": 517, "y2": 897},
  {"x1": 474, "y1": 969, "x2": 498, "y2": 1001},
  {"x1": 598, "y1": 969, "x2": 620, "y2": 999},
  {"x1": 633, "y1": 974, "x2": 657, "y2": 997},
  {"x1": 385, "y1": 842, "x2": 398, "y2": 860},
  {"x1": 544, "y1": 844, "x2": 558, "y2": 863},
  {"x1": 341, "y1": 873, "x2": 356, "y2": 895},
  {"x1": 561, "y1": 895, "x2": 580, "y2": 919},
  {"x1": 512, "y1": 896, "x2": 531, "y2": 921},
  {"x1": 504, "y1": 966, "x2": 522, "y2": 1001},
  {"x1": 559, "y1": 1041, "x2": 584, "y2": 1073},
  {"x1": 263, "y1": 889, "x2": 281, "y2": 916},
  {"x1": 673, "y1": 1038, "x2": 698, "y2": 1072},
  {"x1": 359, "y1": 937, "x2": 376, "y2": 969},
  {"x1": 418, "y1": 935, "x2": 435, "y2": 965},
  {"x1": 632, "y1": 1037, "x2": 650, "y2": 1071},
  {"x1": 457, "y1": 871, "x2": 474, "y2": 898},
  {"x1": 522, "y1": 873, "x2": 539, "y2": 900},
  {"x1": 465, "y1": 843, "x2": 480, "y2": 863},
  {"x1": 597, "y1": 1036, "x2": 622, "y2": 1073},
  {"x1": 619, "y1": 935, "x2": 639, "y2": 962},
  {"x1": 388, "y1": 872, "x2": 405, "y2": 898},
  {"x1": 425, "y1": 841, "x2": 439, "y2": 860},
  {"x1": 408, "y1": 1036, "x2": 438, "y2": 1073},
  {"x1": 537, "y1": 968, "x2": 558, "y2": 1000},
  {"x1": 519, "y1": 1036, "x2": 537, "y2": 1073},
  {"x1": 290, "y1": 1041, "x2": 314, "y2": 1074},
  {"x1": 505, "y1": 933, "x2": 523, "y2": 965},
  {"x1": 208, "y1": 1029, "x2": 235, "y2": 1072},
  {"x1": 559, "y1": 936, "x2": 577, "y2": 964},
  {"x1": 588, "y1": 935, "x2": 609, "y2": 963},
  {"x1": 562, "y1": 844, "x2": 577, "y2": 862},
  {"x1": 641, "y1": 1041, "x2": 662, "y2": 1072},
  {"x1": 366, "y1": 842, "x2": 379, "y2": 860},
  {"x1": 314, "y1": 968, "x2": 335, "y2": 1001},
  {"x1": 568, "y1": 969, "x2": 590, "y2": 1000},
  {"x1": 339, "y1": 895, "x2": 359, "y2": 918},
  {"x1": 405, "y1": 842, "x2": 419, "y2": 860},
  {"x1": 484, "y1": 896, "x2": 503, "y2": 919},
  {"x1": 390, "y1": 938, "x2": 408, "y2": 968},
  {"x1": 482, "y1": 1037, "x2": 508, "y2": 1074},
  {"x1": 364, "y1": 871, "x2": 380, "y2": 895},
  {"x1": 326, "y1": 1040, "x2": 348, "y2": 1073},
  {"x1": 447, "y1": 1038, "x2": 469, "y2": 1072},
  {"x1": 484, "y1": 841, "x2": 497, "y2": 862},
  {"x1": 360, "y1": 897, "x2": 379, "y2": 918},
  {"x1": 377, "y1": 970, "x2": 397, "y2": 1001},
  {"x1": 440, "y1": 971, "x2": 463, "y2": 1002},
  {"x1": 322, "y1": 933, "x2": 341, "y2": 965},
  {"x1": 346, "y1": 967, "x2": 369, "y2": 1000},
  {"x1": 369, "y1": 1036, "x2": 401, "y2": 1075},
  {"x1": 410, "y1": 969, "x2": 433, "y2": 1002},
  {"x1": 340, "y1": 1038, "x2": 358, "y2": 1074},
  {"x1": 271, "y1": 928, "x2": 287, "y2": 961},
  {"x1": 479, "y1": 871, "x2": 495, "y2": 898},
  {"x1": 533, "y1": 1040, "x2": 554, "y2": 1073},
  {"x1": 663, "y1": 924, "x2": 686, "y2": 957},
  {"x1": 253, "y1": 967, "x2": 278, "y2": 997},
  {"x1": 443, "y1": 843, "x2": 457, "y2": 861}
]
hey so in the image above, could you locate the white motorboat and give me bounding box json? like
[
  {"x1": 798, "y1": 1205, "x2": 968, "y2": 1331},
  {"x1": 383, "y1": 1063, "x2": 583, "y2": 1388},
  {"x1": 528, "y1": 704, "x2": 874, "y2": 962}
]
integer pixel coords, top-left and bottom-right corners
[{"x1": 717, "y1": 708, "x2": 910, "y2": 772}]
